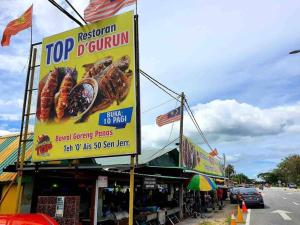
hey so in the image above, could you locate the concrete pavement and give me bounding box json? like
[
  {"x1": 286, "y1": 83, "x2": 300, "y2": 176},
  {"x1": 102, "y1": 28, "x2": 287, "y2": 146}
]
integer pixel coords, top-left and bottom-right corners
[{"x1": 249, "y1": 187, "x2": 300, "y2": 225}]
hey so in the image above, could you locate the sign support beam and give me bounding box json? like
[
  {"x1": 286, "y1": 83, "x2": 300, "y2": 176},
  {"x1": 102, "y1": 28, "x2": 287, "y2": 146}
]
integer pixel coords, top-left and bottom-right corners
[
  {"x1": 16, "y1": 47, "x2": 37, "y2": 213},
  {"x1": 128, "y1": 155, "x2": 135, "y2": 225}
]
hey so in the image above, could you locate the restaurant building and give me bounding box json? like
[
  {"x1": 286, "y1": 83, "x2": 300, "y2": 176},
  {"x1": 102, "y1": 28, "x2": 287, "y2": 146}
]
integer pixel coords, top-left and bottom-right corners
[{"x1": 1, "y1": 133, "x2": 226, "y2": 224}]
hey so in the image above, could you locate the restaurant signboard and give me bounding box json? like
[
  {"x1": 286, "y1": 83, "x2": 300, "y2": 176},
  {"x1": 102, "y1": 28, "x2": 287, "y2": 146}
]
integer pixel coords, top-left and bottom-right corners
[
  {"x1": 181, "y1": 136, "x2": 223, "y2": 176},
  {"x1": 33, "y1": 11, "x2": 138, "y2": 161}
]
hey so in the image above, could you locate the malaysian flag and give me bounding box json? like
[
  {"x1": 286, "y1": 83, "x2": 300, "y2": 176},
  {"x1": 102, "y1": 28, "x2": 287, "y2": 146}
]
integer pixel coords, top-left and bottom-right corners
[
  {"x1": 156, "y1": 107, "x2": 181, "y2": 127},
  {"x1": 84, "y1": 0, "x2": 136, "y2": 23}
]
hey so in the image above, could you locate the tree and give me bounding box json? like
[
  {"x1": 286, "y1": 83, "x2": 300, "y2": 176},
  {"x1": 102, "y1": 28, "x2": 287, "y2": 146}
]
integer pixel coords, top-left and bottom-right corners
[
  {"x1": 231, "y1": 173, "x2": 250, "y2": 184},
  {"x1": 277, "y1": 154, "x2": 300, "y2": 185},
  {"x1": 257, "y1": 154, "x2": 300, "y2": 185},
  {"x1": 257, "y1": 172, "x2": 279, "y2": 184},
  {"x1": 225, "y1": 164, "x2": 235, "y2": 178}
]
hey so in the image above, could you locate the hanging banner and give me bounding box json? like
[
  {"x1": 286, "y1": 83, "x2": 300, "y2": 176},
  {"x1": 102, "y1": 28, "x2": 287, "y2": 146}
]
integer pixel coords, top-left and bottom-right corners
[
  {"x1": 33, "y1": 11, "x2": 138, "y2": 161},
  {"x1": 181, "y1": 136, "x2": 223, "y2": 176}
]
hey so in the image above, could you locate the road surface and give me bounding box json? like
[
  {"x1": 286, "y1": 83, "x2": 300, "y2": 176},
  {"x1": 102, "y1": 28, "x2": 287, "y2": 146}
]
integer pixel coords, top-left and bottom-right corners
[{"x1": 249, "y1": 187, "x2": 300, "y2": 225}]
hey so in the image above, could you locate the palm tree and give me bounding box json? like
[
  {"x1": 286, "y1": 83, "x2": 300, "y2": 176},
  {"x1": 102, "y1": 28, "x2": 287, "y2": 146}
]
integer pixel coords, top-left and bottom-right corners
[{"x1": 225, "y1": 164, "x2": 235, "y2": 179}]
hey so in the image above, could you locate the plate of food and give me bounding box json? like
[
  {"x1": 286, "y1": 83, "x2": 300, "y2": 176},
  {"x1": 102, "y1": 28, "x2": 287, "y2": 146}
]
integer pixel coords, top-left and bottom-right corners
[{"x1": 66, "y1": 78, "x2": 98, "y2": 122}]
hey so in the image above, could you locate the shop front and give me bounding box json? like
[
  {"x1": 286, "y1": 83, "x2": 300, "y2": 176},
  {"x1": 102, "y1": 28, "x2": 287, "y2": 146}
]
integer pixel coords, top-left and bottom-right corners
[{"x1": 5, "y1": 147, "x2": 186, "y2": 225}]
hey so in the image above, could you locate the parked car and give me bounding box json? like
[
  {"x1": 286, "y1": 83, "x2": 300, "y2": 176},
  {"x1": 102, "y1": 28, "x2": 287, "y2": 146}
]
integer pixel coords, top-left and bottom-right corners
[
  {"x1": 288, "y1": 183, "x2": 297, "y2": 189},
  {"x1": 0, "y1": 214, "x2": 58, "y2": 225},
  {"x1": 237, "y1": 187, "x2": 264, "y2": 208},
  {"x1": 229, "y1": 187, "x2": 240, "y2": 204}
]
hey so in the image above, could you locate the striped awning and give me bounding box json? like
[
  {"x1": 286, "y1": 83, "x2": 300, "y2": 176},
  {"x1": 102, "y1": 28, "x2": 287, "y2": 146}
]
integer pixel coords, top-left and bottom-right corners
[
  {"x1": 0, "y1": 133, "x2": 33, "y2": 182},
  {"x1": 0, "y1": 172, "x2": 17, "y2": 182}
]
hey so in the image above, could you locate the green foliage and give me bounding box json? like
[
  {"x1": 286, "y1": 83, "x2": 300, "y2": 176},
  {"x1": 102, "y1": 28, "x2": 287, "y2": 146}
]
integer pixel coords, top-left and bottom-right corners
[
  {"x1": 225, "y1": 164, "x2": 235, "y2": 178},
  {"x1": 257, "y1": 154, "x2": 300, "y2": 185},
  {"x1": 231, "y1": 173, "x2": 250, "y2": 183},
  {"x1": 257, "y1": 172, "x2": 279, "y2": 184}
]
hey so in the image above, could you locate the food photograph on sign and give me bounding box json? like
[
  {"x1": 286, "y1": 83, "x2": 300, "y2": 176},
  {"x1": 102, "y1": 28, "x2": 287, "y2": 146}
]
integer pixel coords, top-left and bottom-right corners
[
  {"x1": 181, "y1": 136, "x2": 223, "y2": 176},
  {"x1": 33, "y1": 11, "x2": 137, "y2": 162}
]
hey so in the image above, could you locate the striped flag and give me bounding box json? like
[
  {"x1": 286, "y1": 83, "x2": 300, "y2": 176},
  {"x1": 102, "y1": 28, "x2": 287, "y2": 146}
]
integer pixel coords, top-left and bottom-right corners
[
  {"x1": 156, "y1": 107, "x2": 181, "y2": 127},
  {"x1": 84, "y1": 0, "x2": 136, "y2": 23}
]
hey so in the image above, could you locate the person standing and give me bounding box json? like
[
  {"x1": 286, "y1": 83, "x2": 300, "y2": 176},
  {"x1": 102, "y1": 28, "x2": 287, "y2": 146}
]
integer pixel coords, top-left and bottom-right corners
[{"x1": 217, "y1": 188, "x2": 223, "y2": 210}]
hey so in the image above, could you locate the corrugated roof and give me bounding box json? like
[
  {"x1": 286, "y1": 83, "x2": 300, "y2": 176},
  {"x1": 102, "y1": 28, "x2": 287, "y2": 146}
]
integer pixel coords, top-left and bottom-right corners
[
  {"x1": 0, "y1": 172, "x2": 17, "y2": 182},
  {"x1": 0, "y1": 133, "x2": 33, "y2": 182},
  {"x1": 96, "y1": 148, "x2": 178, "y2": 166}
]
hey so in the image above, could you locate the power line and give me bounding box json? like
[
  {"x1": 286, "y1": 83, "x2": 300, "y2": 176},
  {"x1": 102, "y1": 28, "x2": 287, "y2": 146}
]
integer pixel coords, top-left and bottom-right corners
[
  {"x1": 142, "y1": 98, "x2": 177, "y2": 114},
  {"x1": 140, "y1": 69, "x2": 180, "y2": 96},
  {"x1": 140, "y1": 72, "x2": 178, "y2": 100},
  {"x1": 185, "y1": 103, "x2": 213, "y2": 151},
  {"x1": 140, "y1": 70, "x2": 181, "y2": 100},
  {"x1": 184, "y1": 99, "x2": 214, "y2": 151},
  {"x1": 146, "y1": 137, "x2": 179, "y2": 161}
]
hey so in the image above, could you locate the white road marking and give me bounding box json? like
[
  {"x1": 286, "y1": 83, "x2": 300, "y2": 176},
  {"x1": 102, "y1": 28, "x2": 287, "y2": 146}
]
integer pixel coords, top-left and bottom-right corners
[
  {"x1": 282, "y1": 197, "x2": 287, "y2": 199},
  {"x1": 286, "y1": 193, "x2": 293, "y2": 195},
  {"x1": 293, "y1": 202, "x2": 299, "y2": 205},
  {"x1": 245, "y1": 209, "x2": 251, "y2": 225},
  {"x1": 271, "y1": 210, "x2": 292, "y2": 221}
]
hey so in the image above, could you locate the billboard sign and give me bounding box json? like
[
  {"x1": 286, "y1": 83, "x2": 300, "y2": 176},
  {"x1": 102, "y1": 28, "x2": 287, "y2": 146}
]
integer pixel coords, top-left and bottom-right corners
[
  {"x1": 33, "y1": 11, "x2": 138, "y2": 161},
  {"x1": 181, "y1": 136, "x2": 223, "y2": 176}
]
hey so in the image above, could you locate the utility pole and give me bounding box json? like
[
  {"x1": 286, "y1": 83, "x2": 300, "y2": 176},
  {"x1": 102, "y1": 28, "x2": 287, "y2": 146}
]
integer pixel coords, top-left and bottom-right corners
[
  {"x1": 179, "y1": 92, "x2": 185, "y2": 167},
  {"x1": 178, "y1": 92, "x2": 184, "y2": 219},
  {"x1": 223, "y1": 153, "x2": 226, "y2": 178}
]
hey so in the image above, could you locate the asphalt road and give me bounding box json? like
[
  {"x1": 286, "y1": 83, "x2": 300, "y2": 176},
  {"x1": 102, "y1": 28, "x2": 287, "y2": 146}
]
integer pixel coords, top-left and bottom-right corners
[{"x1": 249, "y1": 187, "x2": 300, "y2": 225}]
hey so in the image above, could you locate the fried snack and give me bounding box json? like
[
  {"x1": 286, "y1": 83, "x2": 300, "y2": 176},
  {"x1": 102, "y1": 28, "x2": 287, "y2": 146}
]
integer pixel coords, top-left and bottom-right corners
[
  {"x1": 40, "y1": 69, "x2": 59, "y2": 122},
  {"x1": 55, "y1": 73, "x2": 74, "y2": 119},
  {"x1": 90, "y1": 55, "x2": 132, "y2": 113},
  {"x1": 83, "y1": 56, "x2": 113, "y2": 79}
]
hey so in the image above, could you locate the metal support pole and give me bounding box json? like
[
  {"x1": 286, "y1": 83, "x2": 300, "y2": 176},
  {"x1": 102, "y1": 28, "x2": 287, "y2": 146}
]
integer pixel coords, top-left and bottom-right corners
[
  {"x1": 179, "y1": 92, "x2": 185, "y2": 167},
  {"x1": 15, "y1": 47, "x2": 37, "y2": 213},
  {"x1": 178, "y1": 92, "x2": 184, "y2": 219},
  {"x1": 93, "y1": 178, "x2": 99, "y2": 225},
  {"x1": 17, "y1": 44, "x2": 33, "y2": 170},
  {"x1": 223, "y1": 153, "x2": 226, "y2": 178},
  {"x1": 179, "y1": 184, "x2": 183, "y2": 219},
  {"x1": 129, "y1": 155, "x2": 135, "y2": 225}
]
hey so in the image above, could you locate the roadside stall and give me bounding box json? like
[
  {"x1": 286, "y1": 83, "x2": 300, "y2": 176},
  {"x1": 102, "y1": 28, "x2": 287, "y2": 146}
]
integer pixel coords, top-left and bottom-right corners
[{"x1": 185, "y1": 174, "x2": 218, "y2": 217}]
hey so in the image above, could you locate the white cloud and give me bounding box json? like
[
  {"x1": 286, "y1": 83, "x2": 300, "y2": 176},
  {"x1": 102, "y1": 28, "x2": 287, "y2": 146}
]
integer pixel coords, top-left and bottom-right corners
[
  {"x1": 0, "y1": 54, "x2": 28, "y2": 74},
  {"x1": 1, "y1": 0, "x2": 300, "y2": 178},
  {"x1": 142, "y1": 100, "x2": 300, "y2": 150},
  {"x1": 226, "y1": 153, "x2": 242, "y2": 163},
  {"x1": 0, "y1": 130, "x2": 13, "y2": 136},
  {"x1": 0, "y1": 99, "x2": 23, "y2": 108},
  {"x1": 0, "y1": 114, "x2": 20, "y2": 121}
]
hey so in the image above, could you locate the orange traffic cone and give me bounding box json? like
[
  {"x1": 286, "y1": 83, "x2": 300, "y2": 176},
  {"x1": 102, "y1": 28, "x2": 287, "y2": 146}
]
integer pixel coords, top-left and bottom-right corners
[
  {"x1": 231, "y1": 212, "x2": 237, "y2": 225},
  {"x1": 236, "y1": 205, "x2": 244, "y2": 223},
  {"x1": 242, "y1": 201, "x2": 248, "y2": 213}
]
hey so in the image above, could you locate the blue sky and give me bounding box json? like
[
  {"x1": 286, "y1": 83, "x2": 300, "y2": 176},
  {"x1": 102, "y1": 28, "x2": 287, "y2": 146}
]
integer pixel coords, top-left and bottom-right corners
[{"x1": 1, "y1": 0, "x2": 300, "y2": 178}]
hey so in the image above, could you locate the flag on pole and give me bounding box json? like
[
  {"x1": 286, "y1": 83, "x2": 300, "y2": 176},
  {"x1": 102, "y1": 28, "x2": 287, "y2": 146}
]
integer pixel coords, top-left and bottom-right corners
[
  {"x1": 1, "y1": 5, "x2": 33, "y2": 47},
  {"x1": 84, "y1": 0, "x2": 136, "y2": 23},
  {"x1": 156, "y1": 107, "x2": 181, "y2": 127},
  {"x1": 209, "y1": 148, "x2": 218, "y2": 157}
]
